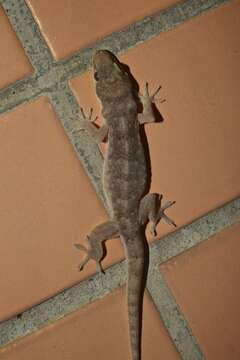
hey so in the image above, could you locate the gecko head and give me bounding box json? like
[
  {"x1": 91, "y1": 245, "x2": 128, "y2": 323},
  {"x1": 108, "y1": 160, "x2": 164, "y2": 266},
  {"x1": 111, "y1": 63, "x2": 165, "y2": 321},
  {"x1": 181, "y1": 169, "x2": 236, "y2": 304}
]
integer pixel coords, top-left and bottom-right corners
[
  {"x1": 93, "y1": 50, "x2": 122, "y2": 80},
  {"x1": 93, "y1": 50, "x2": 133, "y2": 101}
]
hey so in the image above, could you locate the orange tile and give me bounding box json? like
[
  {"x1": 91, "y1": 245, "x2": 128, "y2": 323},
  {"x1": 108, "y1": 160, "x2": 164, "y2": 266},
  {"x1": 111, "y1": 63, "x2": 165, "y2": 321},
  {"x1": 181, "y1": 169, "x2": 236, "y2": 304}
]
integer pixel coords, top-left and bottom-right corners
[
  {"x1": 161, "y1": 222, "x2": 240, "y2": 360},
  {"x1": 70, "y1": 0, "x2": 240, "y2": 237},
  {"x1": 25, "y1": 0, "x2": 178, "y2": 59},
  {"x1": 0, "y1": 97, "x2": 124, "y2": 321},
  {"x1": 0, "y1": 6, "x2": 33, "y2": 89},
  {"x1": 0, "y1": 288, "x2": 180, "y2": 360}
]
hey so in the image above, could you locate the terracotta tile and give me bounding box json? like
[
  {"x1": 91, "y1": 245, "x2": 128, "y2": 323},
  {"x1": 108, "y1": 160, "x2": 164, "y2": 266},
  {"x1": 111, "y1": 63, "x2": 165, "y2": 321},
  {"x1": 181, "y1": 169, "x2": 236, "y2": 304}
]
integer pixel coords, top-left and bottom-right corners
[
  {"x1": 0, "y1": 288, "x2": 180, "y2": 360},
  {"x1": 70, "y1": 0, "x2": 240, "y2": 238},
  {"x1": 161, "y1": 222, "x2": 240, "y2": 359},
  {"x1": 0, "y1": 97, "x2": 124, "y2": 321},
  {"x1": 0, "y1": 6, "x2": 33, "y2": 89},
  {"x1": 25, "y1": 0, "x2": 178, "y2": 59}
]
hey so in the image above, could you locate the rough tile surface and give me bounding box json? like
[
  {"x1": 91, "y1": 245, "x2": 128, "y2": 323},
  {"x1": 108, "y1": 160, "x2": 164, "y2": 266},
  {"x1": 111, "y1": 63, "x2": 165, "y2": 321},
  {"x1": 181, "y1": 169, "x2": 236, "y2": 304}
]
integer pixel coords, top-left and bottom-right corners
[
  {"x1": 25, "y1": 0, "x2": 178, "y2": 59},
  {"x1": 161, "y1": 222, "x2": 240, "y2": 360},
  {"x1": 0, "y1": 0, "x2": 239, "y2": 358},
  {"x1": 0, "y1": 6, "x2": 33, "y2": 89},
  {"x1": 0, "y1": 97, "x2": 123, "y2": 321},
  {"x1": 0, "y1": 288, "x2": 180, "y2": 360}
]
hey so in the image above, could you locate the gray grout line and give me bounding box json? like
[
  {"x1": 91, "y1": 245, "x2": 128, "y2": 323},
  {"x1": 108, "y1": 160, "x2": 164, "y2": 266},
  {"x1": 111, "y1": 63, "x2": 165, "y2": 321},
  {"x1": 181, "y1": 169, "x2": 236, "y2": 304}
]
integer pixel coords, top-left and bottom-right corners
[
  {"x1": 58, "y1": 0, "x2": 230, "y2": 80},
  {"x1": 0, "y1": 76, "x2": 107, "y2": 205},
  {"x1": 0, "y1": 198, "x2": 239, "y2": 348},
  {"x1": 0, "y1": 0, "x2": 230, "y2": 114},
  {"x1": 147, "y1": 271, "x2": 205, "y2": 360},
  {"x1": 146, "y1": 198, "x2": 240, "y2": 359},
  {"x1": 0, "y1": 74, "x2": 40, "y2": 114},
  {"x1": 1, "y1": 0, "x2": 54, "y2": 73},
  {"x1": 0, "y1": 0, "x2": 231, "y2": 201},
  {"x1": 150, "y1": 197, "x2": 240, "y2": 265},
  {"x1": 48, "y1": 84, "x2": 107, "y2": 205},
  {"x1": 0, "y1": 0, "x2": 231, "y2": 196},
  {"x1": 0, "y1": 0, "x2": 236, "y2": 356},
  {"x1": 0, "y1": 262, "x2": 127, "y2": 348},
  {"x1": 0, "y1": 0, "x2": 107, "y2": 201}
]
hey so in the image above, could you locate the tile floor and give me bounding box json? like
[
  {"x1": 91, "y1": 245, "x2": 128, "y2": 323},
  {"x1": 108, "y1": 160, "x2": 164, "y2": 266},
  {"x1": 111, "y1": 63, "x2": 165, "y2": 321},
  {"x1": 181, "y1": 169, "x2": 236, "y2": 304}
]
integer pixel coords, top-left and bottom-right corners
[{"x1": 0, "y1": 0, "x2": 239, "y2": 359}]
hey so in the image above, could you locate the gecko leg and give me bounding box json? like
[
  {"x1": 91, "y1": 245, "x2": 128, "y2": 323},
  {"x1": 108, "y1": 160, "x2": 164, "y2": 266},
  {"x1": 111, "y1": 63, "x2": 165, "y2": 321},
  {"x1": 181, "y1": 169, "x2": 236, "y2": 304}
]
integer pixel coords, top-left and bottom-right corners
[
  {"x1": 75, "y1": 107, "x2": 108, "y2": 144},
  {"x1": 139, "y1": 193, "x2": 176, "y2": 236},
  {"x1": 138, "y1": 83, "x2": 162, "y2": 124},
  {"x1": 74, "y1": 221, "x2": 119, "y2": 273}
]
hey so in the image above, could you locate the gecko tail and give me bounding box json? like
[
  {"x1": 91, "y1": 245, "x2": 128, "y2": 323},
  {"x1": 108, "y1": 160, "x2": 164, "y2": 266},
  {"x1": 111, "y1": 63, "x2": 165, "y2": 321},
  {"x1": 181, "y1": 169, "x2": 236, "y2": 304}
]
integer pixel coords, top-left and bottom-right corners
[{"x1": 125, "y1": 233, "x2": 146, "y2": 360}]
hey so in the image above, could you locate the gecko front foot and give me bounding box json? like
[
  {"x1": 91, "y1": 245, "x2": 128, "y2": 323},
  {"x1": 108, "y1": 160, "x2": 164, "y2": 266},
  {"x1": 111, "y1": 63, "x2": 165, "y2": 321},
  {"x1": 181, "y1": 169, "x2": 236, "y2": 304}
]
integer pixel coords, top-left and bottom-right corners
[
  {"x1": 140, "y1": 82, "x2": 162, "y2": 104},
  {"x1": 80, "y1": 107, "x2": 98, "y2": 123},
  {"x1": 74, "y1": 107, "x2": 98, "y2": 134},
  {"x1": 75, "y1": 107, "x2": 108, "y2": 144},
  {"x1": 138, "y1": 83, "x2": 164, "y2": 124}
]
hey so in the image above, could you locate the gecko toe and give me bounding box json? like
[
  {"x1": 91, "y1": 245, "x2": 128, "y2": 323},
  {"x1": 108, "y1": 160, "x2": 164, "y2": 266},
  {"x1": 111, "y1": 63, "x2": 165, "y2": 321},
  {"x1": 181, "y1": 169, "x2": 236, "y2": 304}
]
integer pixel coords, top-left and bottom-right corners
[
  {"x1": 97, "y1": 262, "x2": 105, "y2": 274},
  {"x1": 157, "y1": 199, "x2": 176, "y2": 227},
  {"x1": 74, "y1": 243, "x2": 87, "y2": 252},
  {"x1": 150, "y1": 222, "x2": 157, "y2": 237}
]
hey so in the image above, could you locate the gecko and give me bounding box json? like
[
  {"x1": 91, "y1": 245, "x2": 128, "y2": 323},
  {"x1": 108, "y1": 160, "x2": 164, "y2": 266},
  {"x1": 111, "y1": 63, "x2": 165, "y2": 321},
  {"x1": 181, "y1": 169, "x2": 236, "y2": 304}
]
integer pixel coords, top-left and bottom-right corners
[{"x1": 75, "y1": 50, "x2": 176, "y2": 360}]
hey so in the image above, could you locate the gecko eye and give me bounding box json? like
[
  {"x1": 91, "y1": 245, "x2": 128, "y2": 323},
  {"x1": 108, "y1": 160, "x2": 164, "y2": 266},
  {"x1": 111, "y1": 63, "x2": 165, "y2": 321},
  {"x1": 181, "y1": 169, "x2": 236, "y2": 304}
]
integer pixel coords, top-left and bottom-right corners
[{"x1": 94, "y1": 72, "x2": 99, "y2": 81}]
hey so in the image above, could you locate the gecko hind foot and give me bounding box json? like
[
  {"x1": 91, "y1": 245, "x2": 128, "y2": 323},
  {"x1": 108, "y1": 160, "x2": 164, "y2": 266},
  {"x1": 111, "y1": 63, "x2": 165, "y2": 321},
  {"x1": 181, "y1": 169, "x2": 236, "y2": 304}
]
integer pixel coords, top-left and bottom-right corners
[
  {"x1": 74, "y1": 236, "x2": 105, "y2": 274},
  {"x1": 156, "y1": 194, "x2": 176, "y2": 229},
  {"x1": 74, "y1": 221, "x2": 119, "y2": 274},
  {"x1": 74, "y1": 243, "x2": 90, "y2": 271},
  {"x1": 140, "y1": 193, "x2": 176, "y2": 236}
]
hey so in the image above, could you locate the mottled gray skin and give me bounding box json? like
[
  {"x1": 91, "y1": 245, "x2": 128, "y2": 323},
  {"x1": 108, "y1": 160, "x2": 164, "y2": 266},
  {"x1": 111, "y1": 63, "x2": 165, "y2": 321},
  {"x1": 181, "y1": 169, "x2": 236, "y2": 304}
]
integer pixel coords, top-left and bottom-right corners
[
  {"x1": 75, "y1": 50, "x2": 175, "y2": 360},
  {"x1": 96, "y1": 50, "x2": 146, "y2": 360}
]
